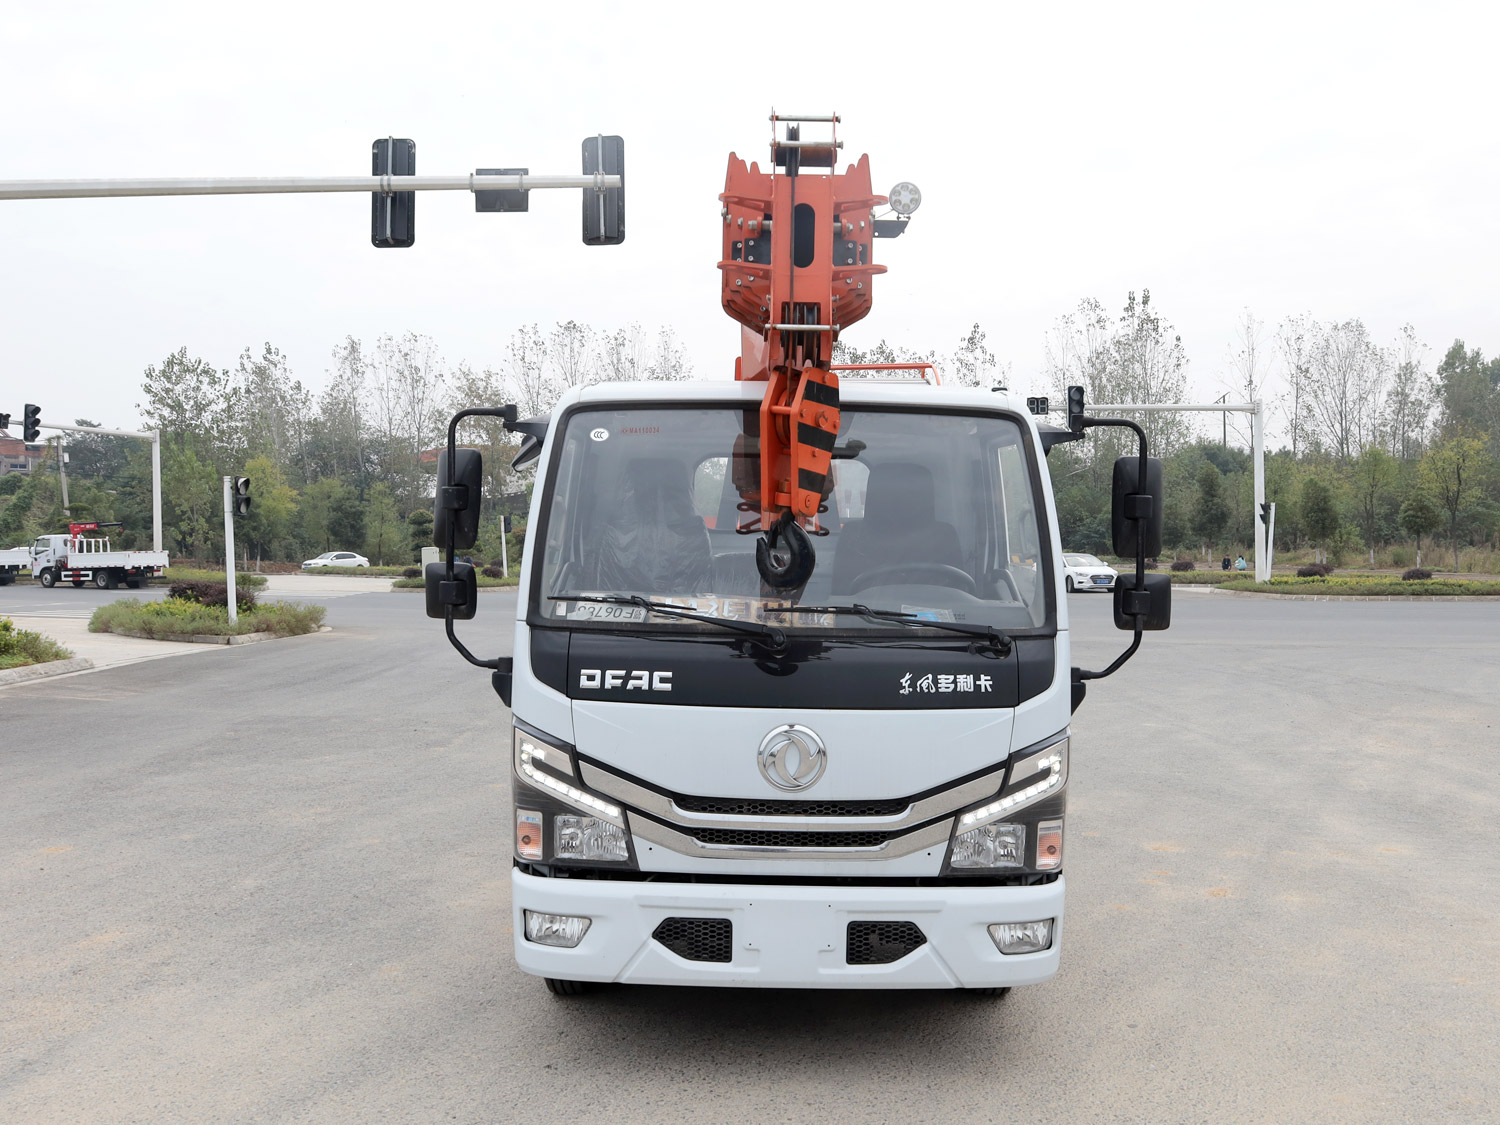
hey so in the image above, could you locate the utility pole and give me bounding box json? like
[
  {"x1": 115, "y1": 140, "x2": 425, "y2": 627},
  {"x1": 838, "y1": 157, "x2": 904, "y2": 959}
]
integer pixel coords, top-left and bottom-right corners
[{"x1": 222, "y1": 476, "x2": 238, "y2": 626}]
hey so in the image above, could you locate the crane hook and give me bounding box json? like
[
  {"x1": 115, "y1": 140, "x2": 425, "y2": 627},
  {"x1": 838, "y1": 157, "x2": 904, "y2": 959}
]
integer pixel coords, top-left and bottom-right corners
[{"x1": 755, "y1": 511, "x2": 814, "y2": 590}]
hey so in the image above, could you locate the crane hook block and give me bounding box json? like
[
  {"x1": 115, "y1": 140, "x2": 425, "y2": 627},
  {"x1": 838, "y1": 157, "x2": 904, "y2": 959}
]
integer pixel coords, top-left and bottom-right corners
[{"x1": 756, "y1": 512, "x2": 815, "y2": 590}]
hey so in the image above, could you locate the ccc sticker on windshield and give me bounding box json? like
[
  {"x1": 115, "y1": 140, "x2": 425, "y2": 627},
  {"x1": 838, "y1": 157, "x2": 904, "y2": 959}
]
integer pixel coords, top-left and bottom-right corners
[{"x1": 590, "y1": 427, "x2": 609, "y2": 442}]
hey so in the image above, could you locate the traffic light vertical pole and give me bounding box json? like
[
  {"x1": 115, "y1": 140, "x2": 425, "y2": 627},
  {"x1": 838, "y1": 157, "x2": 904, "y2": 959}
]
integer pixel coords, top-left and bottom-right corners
[
  {"x1": 151, "y1": 432, "x2": 163, "y2": 552},
  {"x1": 1251, "y1": 402, "x2": 1265, "y2": 580},
  {"x1": 222, "y1": 476, "x2": 238, "y2": 626}
]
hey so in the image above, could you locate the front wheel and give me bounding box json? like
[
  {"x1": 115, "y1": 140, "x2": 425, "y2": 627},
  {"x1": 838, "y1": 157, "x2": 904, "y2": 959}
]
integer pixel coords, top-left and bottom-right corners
[
  {"x1": 964, "y1": 987, "x2": 1011, "y2": 998},
  {"x1": 1065, "y1": 576, "x2": 1074, "y2": 593},
  {"x1": 94, "y1": 570, "x2": 112, "y2": 589},
  {"x1": 543, "y1": 978, "x2": 592, "y2": 997},
  {"x1": 39, "y1": 568, "x2": 57, "y2": 589}
]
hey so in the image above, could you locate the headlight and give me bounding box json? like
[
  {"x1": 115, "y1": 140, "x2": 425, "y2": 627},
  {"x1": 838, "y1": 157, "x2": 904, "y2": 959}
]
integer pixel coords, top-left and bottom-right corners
[
  {"x1": 513, "y1": 723, "x2": 635, "y2": 867},
  {"x1": 555, "y1": 814, "x2": 629, "y2": 862},
  {"x1": 947, "y1": 734, "x2": 1068, "y2": 872},
  {"x1": 950, "y1": 822, "x2": 1025, "y2": 869}
]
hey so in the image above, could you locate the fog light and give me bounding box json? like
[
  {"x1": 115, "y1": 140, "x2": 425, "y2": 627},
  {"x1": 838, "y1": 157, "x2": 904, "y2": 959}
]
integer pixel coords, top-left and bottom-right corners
[
  {"x1": 555, "y1": 815, "x2": 629, "y2": 862},
  {"x1": 950, "y1": 822, "x2": 1025, "y2": 869},
  {"x1": 524, "y1": 910, "x2": 591, "y2": 948},
  {"x1": 988, "y1": 919, "x2": 1053, "y2": 954}
]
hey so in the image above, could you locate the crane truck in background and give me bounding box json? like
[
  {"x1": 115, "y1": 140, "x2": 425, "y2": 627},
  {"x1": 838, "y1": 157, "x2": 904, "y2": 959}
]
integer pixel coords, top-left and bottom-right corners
[
  {"x1": 28, "y1": 525, "x2": 167, "y2": 589},
  {"x1": 424, "y1": 115, "x2": 1172, "y2": 995}
]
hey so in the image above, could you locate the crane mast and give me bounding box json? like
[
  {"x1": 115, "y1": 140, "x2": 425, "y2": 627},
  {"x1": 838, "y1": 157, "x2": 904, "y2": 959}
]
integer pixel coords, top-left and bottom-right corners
[{"x1": 718, "y1": 113, "x2": 887, "y2": 587}]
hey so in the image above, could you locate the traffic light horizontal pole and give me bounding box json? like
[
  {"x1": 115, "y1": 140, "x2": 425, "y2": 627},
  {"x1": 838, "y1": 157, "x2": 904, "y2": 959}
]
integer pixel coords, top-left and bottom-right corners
[
  {"x1": 36, "y1": 421, "x2": 157, "y2": 441},
  {"x1": 1092, "y1": 402, "x2": 1259, "y2": 414},
  {"x1": 0, "y1": 173, "x2": 622, "y2": 201}
]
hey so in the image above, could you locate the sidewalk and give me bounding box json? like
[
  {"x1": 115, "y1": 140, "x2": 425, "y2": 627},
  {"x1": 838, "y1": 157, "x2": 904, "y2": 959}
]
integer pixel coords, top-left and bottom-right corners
[{"x1": 3, "y1": 615, "x2": 218, "y2": 677}]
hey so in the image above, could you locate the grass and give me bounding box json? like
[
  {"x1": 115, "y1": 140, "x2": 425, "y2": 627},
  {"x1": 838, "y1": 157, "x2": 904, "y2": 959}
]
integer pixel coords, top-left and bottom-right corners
[
  {"x1": 89, "y1": 597, "x2": 327, "y2": 638},
  {"x1": 0, "y1": 615, "x2": 74, "y2": 669},
  {"x1": 391, "y1": 574, "x2": 518, "y2": 589},
  {"x1": 1163, "y1": 570, "x2": 1245, "y2": 585},
  {"x1": 1220, "y1": 575, "x2": 1500, "y2": 597},
  {"x1": 297, "y1": 565, "x2": 412, "y2": 576},
  {"x1": 159, "y1": 567, "x2": 268, "y2": 589}
]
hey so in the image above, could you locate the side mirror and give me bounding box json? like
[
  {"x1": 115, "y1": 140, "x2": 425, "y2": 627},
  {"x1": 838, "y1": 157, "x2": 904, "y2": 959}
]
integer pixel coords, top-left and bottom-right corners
[
  {"x1": 425, "y1": 561, "x2": 478, "y2": 621},
  {"x1": 1113, "y1": 572, "x2": 1171, "y2": 631},
  {"x1": 1111, "y1": 456, "x2": 1163, "y2": 558},
  {"x1": 581, "y1": 134, "x2": 625, "y2": 245},
  {"x1": 433, "y1": 448, "x2": 484, "y2": 550}
]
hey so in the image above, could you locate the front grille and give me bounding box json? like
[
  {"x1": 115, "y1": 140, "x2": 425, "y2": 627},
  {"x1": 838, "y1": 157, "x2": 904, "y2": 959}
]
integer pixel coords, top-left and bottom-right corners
[
  {"x1": 846, "y1": 921, "x2": 927, "y2": 965},
  {"x1": 652, "y1": 916, "x2": 732, "y2": 962},
  {"x1": 674, "y1": 795, "x2": 909, "y2": 817},
  {"x1": 688, "y1": 827, "x2": 892, "y2": 849}
]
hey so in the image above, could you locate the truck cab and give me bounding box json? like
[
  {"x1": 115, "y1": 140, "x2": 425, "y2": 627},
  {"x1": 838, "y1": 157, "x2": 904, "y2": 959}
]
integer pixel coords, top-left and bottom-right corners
[{"x1": 487, "y1": 377, "x2": 1100, "y2": 991}]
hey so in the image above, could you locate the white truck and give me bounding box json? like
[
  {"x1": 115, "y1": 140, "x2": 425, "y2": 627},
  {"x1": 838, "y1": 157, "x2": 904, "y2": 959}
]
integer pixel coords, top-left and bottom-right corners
[
  {"x1": 422, "y1": 117, "x2": 1172, "y2": 996},
  {"x1": 0, "y1": 546, "x2": 29, "y2": 585},
  {"x1": 29, "y1": 532, "x2": 168, "y2": 589}
]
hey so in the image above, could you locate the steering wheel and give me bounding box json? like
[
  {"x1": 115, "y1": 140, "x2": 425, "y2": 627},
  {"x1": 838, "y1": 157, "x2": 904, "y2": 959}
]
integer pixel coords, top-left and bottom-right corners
[{"x1": 851, "y1": 563, "x2": 977, "y2": 596}]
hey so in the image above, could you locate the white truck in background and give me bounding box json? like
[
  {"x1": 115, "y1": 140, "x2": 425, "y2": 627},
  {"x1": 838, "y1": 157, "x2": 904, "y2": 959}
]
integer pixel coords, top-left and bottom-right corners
[
  {"x1": 0, "y1": 546, "x2": 29, "y2": 585},
  {"x1": 29, "y1": 530, "x2": 167, "y2": 589}
]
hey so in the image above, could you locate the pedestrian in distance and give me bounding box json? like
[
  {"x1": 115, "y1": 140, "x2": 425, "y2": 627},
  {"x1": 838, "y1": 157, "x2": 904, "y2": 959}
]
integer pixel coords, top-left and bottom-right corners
[
  {"x1": 1235, "y1": 555, "x2": 1247, "y2": 571},
  {"x1": 1222, "y1": 555, "x2": 1231, "y2": 571}
]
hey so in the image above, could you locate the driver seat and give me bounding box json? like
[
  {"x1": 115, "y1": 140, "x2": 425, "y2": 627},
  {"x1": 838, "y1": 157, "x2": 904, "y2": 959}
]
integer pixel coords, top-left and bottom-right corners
[{"x1": 831, "y1": 462, "x2": 964, "y2": 594}]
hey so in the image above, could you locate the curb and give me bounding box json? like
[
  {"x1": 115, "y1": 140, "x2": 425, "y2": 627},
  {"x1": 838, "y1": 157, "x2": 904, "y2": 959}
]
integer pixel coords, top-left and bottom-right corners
[
  {"x1": 0, "y1": 656, "x2": 96, "y2": 687},
  {"x1": 105, "y1": 626, "x2": 331, "y2": 644},
  {"x1": 390, "y1": 585, "x2": 518, "y2": 593},
  {"x1": 1207, "y1": 588, "x2": 1500, "y2": 603}
]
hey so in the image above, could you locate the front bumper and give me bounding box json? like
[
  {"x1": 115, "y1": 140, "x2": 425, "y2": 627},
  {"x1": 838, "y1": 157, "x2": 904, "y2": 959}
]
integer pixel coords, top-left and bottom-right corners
[{"x1": 511, "y1": 869, "x2": 1064, "y2": 989}]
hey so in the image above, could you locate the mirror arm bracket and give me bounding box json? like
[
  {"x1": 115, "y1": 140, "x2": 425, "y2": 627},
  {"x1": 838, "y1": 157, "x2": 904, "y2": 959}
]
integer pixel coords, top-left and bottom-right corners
[
  {"x1": 439, "y1": 405, "x2": 519, "y2": 671},
  {"x1": 1073, "y1": 413, "x2": 1153, "y2": 680}
]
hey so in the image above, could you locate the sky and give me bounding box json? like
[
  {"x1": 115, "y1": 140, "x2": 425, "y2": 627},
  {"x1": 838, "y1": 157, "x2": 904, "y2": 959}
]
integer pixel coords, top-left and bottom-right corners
[{"x1": 3, "y1": 1, "x2": 1497, "y2": 446}]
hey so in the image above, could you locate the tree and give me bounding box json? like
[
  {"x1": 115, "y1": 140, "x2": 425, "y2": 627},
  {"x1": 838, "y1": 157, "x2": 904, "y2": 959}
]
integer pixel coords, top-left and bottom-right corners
[
  {"x1": 242, "y1": 454, "x2": 298, "y2": 566},
  {"x1": 1276, "y1": 314, "x2": 1315, "y2": 459},
  {"x1": 1433, "y1": 339, "x2": 1499, "y2": 441},
  {"x1": 1420, "y1": 433, "x2": 1487, "y2": 571},
  {"x1": 299, "y1": 478, "x2": 364, "y2": 555},
  {"x1": 1380, "y1": 324, "x2": 1432, "y2": 461},
  {"x1": 1304, "y1": 319, "x2": 1389, "y2": 461},
  {"x1": 949, "y1": 323, "x2": 996, "y2": 388},
  {"x1": 507, "y1": 323, "x2": 553, "y2": 417},
  {"x1": 362, "y1": 482, "x2": 406, "y2": 566},
  {"x1": 1300, "y1": 476, "x2": 1340, "y2": 564},
  {"x1": 1399, "y1": 488, "x2": 1442, "y2": 567},
  {"x1": 138, "y1": 347, "x2": 244, "y2": 469},
  {"x1": 1193, "y1": 463, "x2": 1229, "y2": 551},
  {"x1": 1223, "y1": 309, "x2": 1269, "y2": 448},
  {"x1": 1351, "y1": 446, "x2": 1396, "y2": 566},
  {"x1": 161, "y1": 443, "x2": 220, "y2": 560}
]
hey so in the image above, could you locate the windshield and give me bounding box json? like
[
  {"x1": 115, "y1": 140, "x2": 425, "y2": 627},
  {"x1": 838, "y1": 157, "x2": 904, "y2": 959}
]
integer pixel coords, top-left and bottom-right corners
[
  {"x1": 1066, "y1": 554, "x2": 1104, "y2": 567},
  {"x1": 535, "y1": 405, "x2": 1050, "y2": 633}
]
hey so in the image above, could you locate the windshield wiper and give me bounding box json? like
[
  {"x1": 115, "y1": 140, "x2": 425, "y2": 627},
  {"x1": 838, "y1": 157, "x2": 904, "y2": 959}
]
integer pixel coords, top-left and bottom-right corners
[
  {"x1": 549, "y1": 594, "x2": 787, "y2": 651},
  {"x1": 763, "y1": 603, "x2": 1013, "y2": 655}
]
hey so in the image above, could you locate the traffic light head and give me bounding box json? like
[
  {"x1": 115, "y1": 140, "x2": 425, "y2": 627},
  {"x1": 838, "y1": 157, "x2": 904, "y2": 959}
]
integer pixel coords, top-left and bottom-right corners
[
  {"x1": 371, "y1": 137, "x2": 416, "y2": 248},
  {"x1": 1066, "y1": 386, "x2": 1086, "y2": 433},
  {"x1": 23, "y1": 404, "x2": 41, "y2": 443},
  {"x1": 234, "y1": 476, "x2": 251, "y2": 517}
]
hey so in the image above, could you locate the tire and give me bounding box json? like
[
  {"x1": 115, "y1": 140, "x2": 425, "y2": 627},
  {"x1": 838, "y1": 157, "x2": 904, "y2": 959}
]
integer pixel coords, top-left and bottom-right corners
[
  {"x1": 71, "y1": 579, "x2": 85, "y2": 588},
  {"x1": 965, "y1": 987, "x2": 1012, "y2": 998},
  {"x1": 1065, "y1": 576, "x2": 1074, "y2": 593},
  {"x1": 94, "y1": 570, "x2": 112, "y2": 589},
  {"x1": 125, "y1": 577, "x2": 142, "y2": 589},
  {"x1": 39, "y1": 568, "x2": 57, "y2": 589},
  {"x1": 543, "y1": 978, "x2": 592, "y2": 997}
]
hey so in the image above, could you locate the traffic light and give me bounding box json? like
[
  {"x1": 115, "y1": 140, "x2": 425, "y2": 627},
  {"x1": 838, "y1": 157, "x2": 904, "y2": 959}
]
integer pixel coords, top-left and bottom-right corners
[
  {"x1": 503, "y1": 514, "x2": 513, "y2": 534},
  {"x1": 23, "y1": 403, "x2": 41, "y2": 443},
  {"x1": 234, "y1": 476, "x2": 251, "y2": 517},
  {"x1": 0, "y1": 412, "x2": 9, "y2": 430},
  {"x1": 371, "y1": 137, "x2": 416, "y2": 248},
  {"x1": 1259, "y1": 501, "x2": 1271, "y2": 526},
  {"x1": 581, "y1": 135, "x2": 625, "y2": 245},
  {"x1": 1066, "y1": 386, "x2": 1086, "y2": 433},
  {"x1": 1025, "y1": 396, "x2": 1050, "y2": 416}
]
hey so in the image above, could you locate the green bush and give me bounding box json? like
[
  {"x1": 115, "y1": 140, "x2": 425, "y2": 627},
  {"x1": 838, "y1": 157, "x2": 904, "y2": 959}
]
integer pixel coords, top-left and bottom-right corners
[
  {"x1": 160, "y1": 567, "x2": 268, "y2": 589},
  {"x1": 1222, "y1": 576, "x2": 1500, "y2": 597},
  {"x1": 89, "y1": 597, "x2": 326, "y2": 638},
  {"x1": 392, "y1": 574, "x2": 517, "y2": 589},
  {"x1": 169, "y1": 580, "x2": 257, "y2": 609},
  {"x1": 1166, "y1": 570, "x2": 1242, "y2": 584},
  {"x1": 0, "y1": 615, "x2": 74, "y2": 669}
]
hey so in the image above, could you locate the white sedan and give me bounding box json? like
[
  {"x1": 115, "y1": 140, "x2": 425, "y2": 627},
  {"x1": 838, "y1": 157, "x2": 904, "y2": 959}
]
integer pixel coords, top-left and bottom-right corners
[
  {"x1": 302, "y1": 551, "x2": 370, "y2": 569},
  {"x1": 1063, "y1": 553, "x2": 1117, "y2": 593}
]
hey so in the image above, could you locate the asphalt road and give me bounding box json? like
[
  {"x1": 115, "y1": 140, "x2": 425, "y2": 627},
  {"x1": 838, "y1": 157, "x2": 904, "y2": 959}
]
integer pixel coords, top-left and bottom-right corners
[{"x1": 2, "y1": 585, "x2": 1498, "y2": 1123}]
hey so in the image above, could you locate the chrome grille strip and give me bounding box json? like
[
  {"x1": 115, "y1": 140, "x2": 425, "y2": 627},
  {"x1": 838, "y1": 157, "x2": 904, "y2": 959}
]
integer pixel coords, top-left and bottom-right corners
[
  {"x1": 628, "y1": 813, "x2": 954, "y2": 862},
  {"x1": 579, "y1": 760, "x2": 1005, "y2": 833}
]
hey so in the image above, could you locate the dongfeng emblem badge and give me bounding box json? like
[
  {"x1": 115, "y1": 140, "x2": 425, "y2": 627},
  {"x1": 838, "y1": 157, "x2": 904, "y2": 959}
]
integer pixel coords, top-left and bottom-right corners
[{"x1": 757, "y1": 724, "x2": 827, "y2": 792}]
